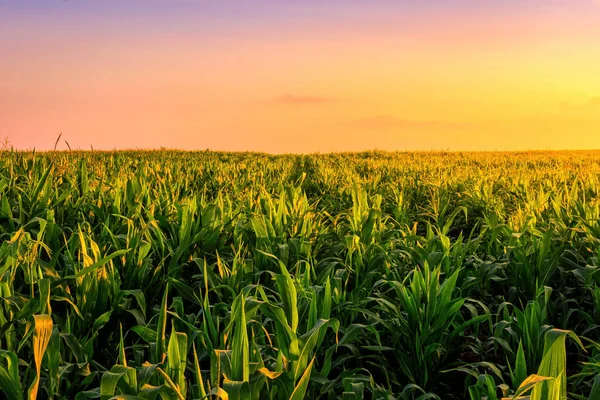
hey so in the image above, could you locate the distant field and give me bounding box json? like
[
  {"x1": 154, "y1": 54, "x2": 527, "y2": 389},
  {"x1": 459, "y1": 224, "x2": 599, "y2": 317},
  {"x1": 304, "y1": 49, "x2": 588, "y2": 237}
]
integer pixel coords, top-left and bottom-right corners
[{"x1": 1, "y1": 150, "x2": 599, "y2": 399}]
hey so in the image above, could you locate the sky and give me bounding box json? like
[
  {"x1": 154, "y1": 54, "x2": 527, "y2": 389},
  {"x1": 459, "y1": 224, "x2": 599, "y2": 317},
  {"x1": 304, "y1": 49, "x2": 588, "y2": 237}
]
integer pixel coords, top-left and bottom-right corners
[{"x1": 2, "y1": 0, "x2": 600, "y2": 152}]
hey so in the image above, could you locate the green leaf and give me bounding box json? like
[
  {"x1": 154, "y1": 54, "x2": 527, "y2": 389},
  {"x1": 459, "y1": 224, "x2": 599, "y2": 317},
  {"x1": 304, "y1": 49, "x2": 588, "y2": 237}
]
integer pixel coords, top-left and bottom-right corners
[
  {"x1": 511, "y1": 374, "x2": 553, "y2": 399},
  {"x1": 531, "y1": 329, "x2": 583, "y2": 400},
  {"x1": 76, "y1": 249, "x2": 130, "y2": 278},
  {"x1": 223, "y1": 379, "x2": 251, "y2": 400},
  {"x1": 31, "y1": 164, "x2": 53, "y2": 204},
  {"x1": 295, "y1": 319, "x2": 337, "y2": 381},
  {"x1": 192, "y1": 343, "x2": 207, "y2": 399},
  {"x1": 156, "y1": 367, "x2": 186, "y2": 400},
  {"x1": 139, "y1": 384, "x2": 162, "y2": 400},
  {"x1": 78, "y1": 158, "x2": 89, "y2": 196},
  {"x1": 276, "y1": 260, "x2": 298, "y2": 333},
  {"x1": 289, "y1": 357, "x2": 315, "y2": 400},
  {"x1": 166, "y1": 327, "x2": 187, "y2": 395},
  {"x1": 155, "y1": 282, "x2": 169, "y2": 364},
  {"x1": 100, "y1": 370, "x2": 127, "y2": 400},
  {"x1": 131, "y1": 326, "x2": 157, "y2": 343},
  {"x1": 514, "y1": 340, "x2": 528, "y2": 388},
  {"x1": 0, "y1": 350, "x2": 20, "y2": 387},
  {"x1": 589, "y1": 375, "x2": 600, "y2": 400},
  {"x1": 0, "y1": 363, "x2": 22, "y2": 400},
  {"x1": 230, "y1": 294, "x2": 249, "y2": 383}
]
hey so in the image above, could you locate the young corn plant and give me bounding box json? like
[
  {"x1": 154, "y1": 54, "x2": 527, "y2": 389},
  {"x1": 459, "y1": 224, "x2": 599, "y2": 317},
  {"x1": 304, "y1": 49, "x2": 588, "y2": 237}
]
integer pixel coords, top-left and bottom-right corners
[
  {"x1": 260, "y1": 256, "x2": 339, "y2": 399},
  {"x1": 2, "y1": 150, "x2": 600, "y2": 399},
  {"x1": 369, "y1": 262, "x2": 489, "y2": 391}
]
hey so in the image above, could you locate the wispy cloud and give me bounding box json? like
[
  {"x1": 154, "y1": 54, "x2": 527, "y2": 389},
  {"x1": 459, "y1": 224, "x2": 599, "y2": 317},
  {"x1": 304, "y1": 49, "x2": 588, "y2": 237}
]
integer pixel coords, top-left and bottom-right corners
[
  {"x1": 350, "y1": 115, "x2": 468, "y2": 130},
  {"x1": 274, "y1": 94, "x2": 337, "y2": 104}
]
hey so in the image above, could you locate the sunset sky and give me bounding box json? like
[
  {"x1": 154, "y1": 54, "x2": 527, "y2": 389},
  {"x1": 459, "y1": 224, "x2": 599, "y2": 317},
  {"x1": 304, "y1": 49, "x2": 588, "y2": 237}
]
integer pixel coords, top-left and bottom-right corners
[{"x1": 2, "y1": 0, "x2": 600, "y2": 152}]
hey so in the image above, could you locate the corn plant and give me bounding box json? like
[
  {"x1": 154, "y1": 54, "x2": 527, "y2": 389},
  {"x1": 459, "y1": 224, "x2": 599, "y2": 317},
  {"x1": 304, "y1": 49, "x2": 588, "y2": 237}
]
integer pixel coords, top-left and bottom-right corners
[{"x1": 1, "y1": 150, "x2": 599, "y2": 399}]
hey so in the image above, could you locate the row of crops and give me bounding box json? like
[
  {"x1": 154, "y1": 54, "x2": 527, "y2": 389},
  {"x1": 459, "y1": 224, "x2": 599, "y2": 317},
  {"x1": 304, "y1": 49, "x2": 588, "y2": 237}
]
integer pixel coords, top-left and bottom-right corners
[{"x1": 1, "y1": 150, "x2": 599, "y2": 399}]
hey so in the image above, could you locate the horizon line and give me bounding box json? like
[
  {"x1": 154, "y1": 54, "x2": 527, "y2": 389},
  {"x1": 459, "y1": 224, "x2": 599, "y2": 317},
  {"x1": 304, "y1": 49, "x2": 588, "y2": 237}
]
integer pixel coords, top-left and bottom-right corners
[{"x1": 3, "y1": 147, "x2": 600, "y2": 156}]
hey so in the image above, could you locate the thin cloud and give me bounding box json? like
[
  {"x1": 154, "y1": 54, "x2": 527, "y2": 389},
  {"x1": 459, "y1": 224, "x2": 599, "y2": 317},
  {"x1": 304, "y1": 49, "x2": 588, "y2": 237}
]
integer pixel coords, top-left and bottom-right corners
[
  {"x1": 274, "y1": 94, "x2": 337, "y2": 104},
  {"x1": 350, "y1": 115, "x2": 468, "y2": 130}
]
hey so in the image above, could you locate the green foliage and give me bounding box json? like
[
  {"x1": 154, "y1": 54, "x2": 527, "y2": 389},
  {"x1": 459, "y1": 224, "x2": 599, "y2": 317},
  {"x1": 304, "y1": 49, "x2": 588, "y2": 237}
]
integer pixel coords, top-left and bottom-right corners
[{"x1": 0, "y1": 150, "x2": 599, "y2": 399}]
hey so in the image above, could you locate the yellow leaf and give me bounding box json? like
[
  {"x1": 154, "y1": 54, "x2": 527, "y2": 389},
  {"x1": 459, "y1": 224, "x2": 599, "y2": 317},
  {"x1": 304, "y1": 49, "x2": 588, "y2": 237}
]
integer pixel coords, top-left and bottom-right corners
[
  {"x1": 257, "y1": 367, "x2": 283, "y2": 380},
  {"x1": 28, "y1": 315, "x2": 53, "y2": 400}
]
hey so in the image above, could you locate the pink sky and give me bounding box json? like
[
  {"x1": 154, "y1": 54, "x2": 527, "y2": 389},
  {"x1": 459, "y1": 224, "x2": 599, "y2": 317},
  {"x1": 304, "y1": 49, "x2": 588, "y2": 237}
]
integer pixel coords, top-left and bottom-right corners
[{"x1": 2, "y1": 0, "x2": 600, "y2": 152}]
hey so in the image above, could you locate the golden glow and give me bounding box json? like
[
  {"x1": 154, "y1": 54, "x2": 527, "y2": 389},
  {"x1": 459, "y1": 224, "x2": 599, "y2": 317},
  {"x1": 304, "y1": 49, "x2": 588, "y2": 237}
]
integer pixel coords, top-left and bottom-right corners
[{"x1": 2, "y1": 2, "x2": 600, "y2": 152}]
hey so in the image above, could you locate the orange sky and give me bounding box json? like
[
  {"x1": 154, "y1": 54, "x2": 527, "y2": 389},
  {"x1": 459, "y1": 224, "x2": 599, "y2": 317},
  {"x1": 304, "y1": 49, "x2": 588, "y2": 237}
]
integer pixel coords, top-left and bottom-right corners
[{"x1": 2, "y1": 1, "x2": 600, "y2": 152}]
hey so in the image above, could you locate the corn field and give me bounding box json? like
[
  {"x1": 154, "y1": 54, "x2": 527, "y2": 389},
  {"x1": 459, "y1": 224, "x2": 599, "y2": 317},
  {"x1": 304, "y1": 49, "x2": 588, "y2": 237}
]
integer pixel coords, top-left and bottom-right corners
[{"x1": 1, "y1": 150, "x2": 600, "y2": 399}]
